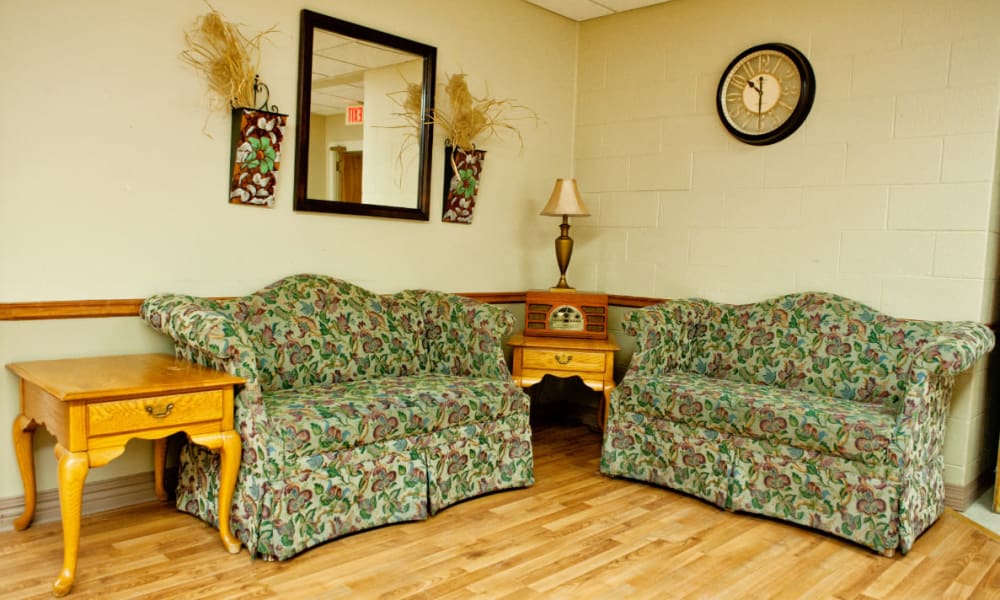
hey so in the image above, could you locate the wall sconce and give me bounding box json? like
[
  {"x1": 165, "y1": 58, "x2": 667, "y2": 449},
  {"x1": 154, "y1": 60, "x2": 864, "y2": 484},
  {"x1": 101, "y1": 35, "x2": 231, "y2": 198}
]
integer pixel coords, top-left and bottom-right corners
[{"x1": 540, "y1": 178, "x2": 590, "y2": 291}]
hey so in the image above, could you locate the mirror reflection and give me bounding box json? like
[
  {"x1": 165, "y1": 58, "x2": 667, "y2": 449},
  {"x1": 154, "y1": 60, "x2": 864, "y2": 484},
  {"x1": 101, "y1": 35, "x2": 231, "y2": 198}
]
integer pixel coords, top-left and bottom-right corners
[{"x1": 294, "y1": 11, "x2": 435, "y2": 220}]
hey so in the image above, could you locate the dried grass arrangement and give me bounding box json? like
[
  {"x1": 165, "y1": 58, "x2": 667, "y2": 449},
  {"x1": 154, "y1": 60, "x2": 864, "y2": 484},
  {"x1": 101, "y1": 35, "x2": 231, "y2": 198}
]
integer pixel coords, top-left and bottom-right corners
[
  {"x1": 395, "y1": 82, "x2": 425, "y2": 130},
  {"x1": 180, "y1": 8, "x2": 276, "y2": 111},
  {"x1": 387, "y1": 81, "x2": 426, "y2": 164},
  {"x1": 432, "y1": 73, "x2": 537, "y2": 152}
]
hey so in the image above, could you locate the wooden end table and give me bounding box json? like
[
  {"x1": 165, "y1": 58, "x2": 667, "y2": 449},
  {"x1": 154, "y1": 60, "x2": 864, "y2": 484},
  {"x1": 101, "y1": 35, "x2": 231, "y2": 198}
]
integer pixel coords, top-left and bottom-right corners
[
  {"x1": 507, "y1": 333, "x2": 619, "y2": 428},
  {"x1": 6, "y1": 353, "x2": 244, "y2": 596}
]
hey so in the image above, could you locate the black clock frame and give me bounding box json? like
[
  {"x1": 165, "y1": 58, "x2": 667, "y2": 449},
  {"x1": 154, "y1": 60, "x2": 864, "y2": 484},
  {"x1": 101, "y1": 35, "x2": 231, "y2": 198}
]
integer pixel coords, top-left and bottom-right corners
[{"x1": 716, "y1": 42, "x2": 816, "y2": 146}]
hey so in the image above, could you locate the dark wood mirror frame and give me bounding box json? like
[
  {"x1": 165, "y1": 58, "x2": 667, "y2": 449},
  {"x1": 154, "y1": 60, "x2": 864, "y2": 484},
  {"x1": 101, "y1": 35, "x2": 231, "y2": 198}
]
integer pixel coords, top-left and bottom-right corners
[{"x1": 293, "y1": 10, "x2": 436, "y2": 220}]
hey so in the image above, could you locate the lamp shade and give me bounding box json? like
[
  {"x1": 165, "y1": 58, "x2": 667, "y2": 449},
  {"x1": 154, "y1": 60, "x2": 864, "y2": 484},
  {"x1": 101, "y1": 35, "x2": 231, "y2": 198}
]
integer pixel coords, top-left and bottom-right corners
[{"x1": 540, "y1": 178, "x2": 590, "y2": 217}]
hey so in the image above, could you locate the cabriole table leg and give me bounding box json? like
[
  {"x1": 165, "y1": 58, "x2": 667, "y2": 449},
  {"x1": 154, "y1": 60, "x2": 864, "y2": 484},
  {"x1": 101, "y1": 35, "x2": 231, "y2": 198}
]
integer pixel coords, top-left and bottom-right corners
[
  {"x1": 217, "y1": 430, "x2": 242, "y2": 553},
  {"x1": 12, "y1": 414, "x2": 37, "y2": 531},
  {"x1": 190, "y1": 430, "x2": 243, "y2": 554},
  {"x1": 52, "y1": 444, "x2": 90, "y2": 597}
]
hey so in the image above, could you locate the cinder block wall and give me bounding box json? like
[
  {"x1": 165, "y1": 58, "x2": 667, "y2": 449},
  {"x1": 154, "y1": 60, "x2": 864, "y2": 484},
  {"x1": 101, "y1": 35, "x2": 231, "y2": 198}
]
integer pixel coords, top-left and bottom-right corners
[{"x1": 568, "y1": 0, "x2": 1000, "y2": 502}]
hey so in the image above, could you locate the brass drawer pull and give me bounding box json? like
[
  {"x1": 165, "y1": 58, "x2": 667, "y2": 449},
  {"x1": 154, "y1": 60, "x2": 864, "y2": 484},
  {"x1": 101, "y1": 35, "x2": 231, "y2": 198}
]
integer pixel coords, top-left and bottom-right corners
[
  {"x1": 555, "y1": 354, "x2": 573, "y2": 365},
  {"x1": 145, "y1": 403, "x2": 175, "y2": 419}
]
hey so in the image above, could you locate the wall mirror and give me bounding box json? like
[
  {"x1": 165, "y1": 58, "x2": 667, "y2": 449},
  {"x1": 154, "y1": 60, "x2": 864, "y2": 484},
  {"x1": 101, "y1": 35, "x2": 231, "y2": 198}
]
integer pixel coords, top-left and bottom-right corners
[{"x1": 294, "y1": 10, "x2": 436, "y2": 220}]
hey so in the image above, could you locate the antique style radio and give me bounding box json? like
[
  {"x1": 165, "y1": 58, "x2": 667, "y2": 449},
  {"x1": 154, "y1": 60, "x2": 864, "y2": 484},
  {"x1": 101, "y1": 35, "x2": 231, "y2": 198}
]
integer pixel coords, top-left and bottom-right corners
[{"x1": 524, "y1": 290, "x2": 609, "y2": 339}]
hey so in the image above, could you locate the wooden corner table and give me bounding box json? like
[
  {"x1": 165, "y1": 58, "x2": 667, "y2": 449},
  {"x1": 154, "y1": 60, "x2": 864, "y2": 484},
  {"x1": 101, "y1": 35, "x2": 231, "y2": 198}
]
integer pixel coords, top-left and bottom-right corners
[
  {"x1": 507, "y1": 333, "x2": 619, "y2": 429},
  {"x1": 7, "y1": 354, "x2": 244, "y2": 597}
]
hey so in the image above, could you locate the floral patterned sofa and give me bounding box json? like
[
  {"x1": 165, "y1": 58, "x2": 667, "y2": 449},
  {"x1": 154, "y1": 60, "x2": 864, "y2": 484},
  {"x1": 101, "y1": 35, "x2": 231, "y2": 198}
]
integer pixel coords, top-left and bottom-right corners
[
  {"x1": 601, "y1": 292, "x2": 994, "y2": 556},
  {"x1": 140, "y1": 274, "x2": 533, "y2": 560}
]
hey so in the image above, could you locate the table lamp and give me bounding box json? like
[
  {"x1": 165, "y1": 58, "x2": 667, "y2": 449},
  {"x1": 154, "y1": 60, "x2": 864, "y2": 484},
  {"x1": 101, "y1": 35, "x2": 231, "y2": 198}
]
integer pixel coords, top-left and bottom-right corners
[{"x1": 540, "y1": 178, "x2": 590, "y2": 292}]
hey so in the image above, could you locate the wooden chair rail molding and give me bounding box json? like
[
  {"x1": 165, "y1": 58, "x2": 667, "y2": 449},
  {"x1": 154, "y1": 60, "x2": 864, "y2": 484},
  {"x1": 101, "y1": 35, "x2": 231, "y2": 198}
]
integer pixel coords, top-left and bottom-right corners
[{"x1": 0, "y1": 293, "x2": 664, "y2": 321}]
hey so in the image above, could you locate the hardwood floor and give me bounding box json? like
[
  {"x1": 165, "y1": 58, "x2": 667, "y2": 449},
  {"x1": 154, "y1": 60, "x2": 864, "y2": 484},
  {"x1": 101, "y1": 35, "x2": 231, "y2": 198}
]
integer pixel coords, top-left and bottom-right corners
[{"x1": 3, "y1": 425, "x2": 1000, "y2": 599}]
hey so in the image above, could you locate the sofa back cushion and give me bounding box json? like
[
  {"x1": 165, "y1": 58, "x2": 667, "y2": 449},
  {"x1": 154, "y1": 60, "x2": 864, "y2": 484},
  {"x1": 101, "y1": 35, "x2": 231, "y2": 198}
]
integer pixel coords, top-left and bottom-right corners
[
  {"x1": 414, "y1": 289, "x2": 514, "y2": 378},
  {"x1": 221, "y1": 275, "x2": 426, "y2": 391},
  {"x1": 688, "y1": 292, "x2": 934, "y2": 408}
]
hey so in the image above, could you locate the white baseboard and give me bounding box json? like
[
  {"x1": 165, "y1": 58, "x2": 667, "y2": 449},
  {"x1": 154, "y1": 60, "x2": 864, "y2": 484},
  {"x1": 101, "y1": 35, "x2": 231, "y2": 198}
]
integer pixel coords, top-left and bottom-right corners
[{"x1": 0, "y1": 472, "x2": 159, "y2": 532}]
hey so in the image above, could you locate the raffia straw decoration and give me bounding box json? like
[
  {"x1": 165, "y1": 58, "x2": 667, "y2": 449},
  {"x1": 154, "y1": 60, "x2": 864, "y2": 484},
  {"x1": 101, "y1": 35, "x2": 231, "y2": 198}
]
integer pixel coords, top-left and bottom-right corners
[
  {"x1": 432, "y1": 73, "x2": 537, "y2": 154},
  {"x1": 403, "y1": 83, "x2": 423, "y2": 119},
  {"x1": 179, "y1": 9, "x2": 274, "y2": 111},
  {"x1": 383, "y1": 80, "x2": 427, "y2": 185},
  {"x1": 387, "y1": 81, "x2": 424, "y2": 132},
  {"x1": 388, "y1": 72, "x2": 537, "y2": 173}
]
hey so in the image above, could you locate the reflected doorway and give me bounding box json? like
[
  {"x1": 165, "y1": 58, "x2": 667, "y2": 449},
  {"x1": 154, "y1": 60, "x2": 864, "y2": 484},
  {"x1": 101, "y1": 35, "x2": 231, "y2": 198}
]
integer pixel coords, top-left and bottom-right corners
[{"x1": 329, "y1": 145, "x2": 363, "y2": 203}]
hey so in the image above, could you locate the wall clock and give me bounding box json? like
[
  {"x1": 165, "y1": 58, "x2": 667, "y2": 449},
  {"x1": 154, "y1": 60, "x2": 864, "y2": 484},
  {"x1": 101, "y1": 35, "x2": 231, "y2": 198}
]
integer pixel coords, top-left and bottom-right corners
[{"x1": 716, "y1": 43, "x2": 815, "y2": 146}]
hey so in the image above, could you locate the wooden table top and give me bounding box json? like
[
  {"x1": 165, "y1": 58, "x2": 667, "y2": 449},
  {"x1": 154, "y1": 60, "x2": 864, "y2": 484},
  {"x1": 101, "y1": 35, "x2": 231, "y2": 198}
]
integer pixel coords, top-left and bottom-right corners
[
  {"x1": 5, "y1": 353, "x2": 244, "y2": 401},
  {"x1": 507, "y1": 333, "x2": 620, "y2": 351}
]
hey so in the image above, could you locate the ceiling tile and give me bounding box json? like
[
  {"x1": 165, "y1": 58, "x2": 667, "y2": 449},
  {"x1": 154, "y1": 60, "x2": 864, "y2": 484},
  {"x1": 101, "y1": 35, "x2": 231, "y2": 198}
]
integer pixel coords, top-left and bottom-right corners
[
  {"x1": 522, "y1": 0, "x2": 672, "y2": 21},
  {"x1": 598, "y1": 0, "x2": 672, "y2": 12},
  {"x1": 525, "y1": 0, "x2": 613, "y2": 21}
]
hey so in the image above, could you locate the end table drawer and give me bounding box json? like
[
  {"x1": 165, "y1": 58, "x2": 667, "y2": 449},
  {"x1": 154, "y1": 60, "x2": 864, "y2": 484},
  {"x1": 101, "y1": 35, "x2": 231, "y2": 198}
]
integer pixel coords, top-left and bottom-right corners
[
  {"x1": 522, "y1": 348, "x2": 606, "y2": 373},
  {"x1": 88, "y1": 390, "x2": 223, "y2": 436}
]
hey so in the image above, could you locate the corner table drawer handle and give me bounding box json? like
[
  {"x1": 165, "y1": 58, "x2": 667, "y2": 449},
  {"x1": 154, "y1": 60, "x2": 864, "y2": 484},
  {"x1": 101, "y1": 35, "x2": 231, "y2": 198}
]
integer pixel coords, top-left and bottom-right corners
[
  {"x1": 145, "y1": 403, "x2": 175, "y2": 419},
  {"x1": 555, "y1": 354, "x2": 573, "y2": 365}
]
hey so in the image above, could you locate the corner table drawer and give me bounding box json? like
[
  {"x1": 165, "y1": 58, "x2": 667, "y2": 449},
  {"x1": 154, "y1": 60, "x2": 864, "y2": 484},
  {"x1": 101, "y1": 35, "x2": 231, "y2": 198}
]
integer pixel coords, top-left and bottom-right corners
[
  {"x1": 522, "y1": 348, "x2": 606, "y2": 373},
  {"x1": 88, "y1": 390, "x2": 223, "y2": 436},
  {"x1": 508, "y1": 333, "x2": 619, "y2": 432}
]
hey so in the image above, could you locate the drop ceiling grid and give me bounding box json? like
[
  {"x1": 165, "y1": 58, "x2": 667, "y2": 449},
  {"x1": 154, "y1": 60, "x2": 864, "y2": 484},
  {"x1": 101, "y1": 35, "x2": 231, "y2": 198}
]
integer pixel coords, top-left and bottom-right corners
[{"x1": 522, "y1": 0, "x2": 673, "y2": 22}]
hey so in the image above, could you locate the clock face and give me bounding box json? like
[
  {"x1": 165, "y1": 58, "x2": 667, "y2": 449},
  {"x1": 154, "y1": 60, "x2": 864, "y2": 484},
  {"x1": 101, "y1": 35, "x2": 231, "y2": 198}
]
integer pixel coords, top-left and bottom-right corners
[{"x1": 717, "y1": 43, "x2": 815, "y2": 145}]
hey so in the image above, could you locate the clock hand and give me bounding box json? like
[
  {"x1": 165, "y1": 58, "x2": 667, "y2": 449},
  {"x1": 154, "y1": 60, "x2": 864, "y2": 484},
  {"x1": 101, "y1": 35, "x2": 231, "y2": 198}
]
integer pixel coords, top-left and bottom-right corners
[{"x1": 757, "y1": 77, "x2": 763, "y2": 130}]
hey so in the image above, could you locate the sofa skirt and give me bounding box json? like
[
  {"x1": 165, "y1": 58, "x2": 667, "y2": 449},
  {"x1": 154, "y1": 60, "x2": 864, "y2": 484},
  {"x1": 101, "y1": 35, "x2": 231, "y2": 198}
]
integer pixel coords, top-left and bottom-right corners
[
  {"x1": 601, "y1": 415, "x2": 907, "y2": 554},
  {"x1": 175, "y1": 418, "x2": 534, "y2": 560}
]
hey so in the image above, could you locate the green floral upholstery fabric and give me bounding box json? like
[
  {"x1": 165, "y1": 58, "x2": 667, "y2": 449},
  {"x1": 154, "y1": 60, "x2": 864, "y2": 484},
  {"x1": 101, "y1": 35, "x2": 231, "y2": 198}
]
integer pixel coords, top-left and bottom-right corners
[
  {"x1": 264, "y1": 375, "x2": 526, "y2": 462},
  {"x1": 601, "y1": 292, "x2": 994, "y2": 555},
  {"x1": 618, "y1": 373, "x2": 898, "y2": 465},
  {"x1": 141, "y1": 274, "x2": 534, "y2": 560}
]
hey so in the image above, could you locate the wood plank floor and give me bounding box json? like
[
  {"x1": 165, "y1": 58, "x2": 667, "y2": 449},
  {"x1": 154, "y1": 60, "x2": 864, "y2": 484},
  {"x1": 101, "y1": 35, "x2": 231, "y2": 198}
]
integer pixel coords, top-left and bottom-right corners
[{"x1": 3, "y1": 425, "x2": 1000, "y2": 599}]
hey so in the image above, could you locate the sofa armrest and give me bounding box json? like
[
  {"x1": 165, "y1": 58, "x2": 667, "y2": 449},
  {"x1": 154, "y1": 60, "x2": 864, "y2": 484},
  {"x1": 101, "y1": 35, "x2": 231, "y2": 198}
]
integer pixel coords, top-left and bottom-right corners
[
  {"x1": 911, "y1": 321, "x2": 995, "y2": 376},
  {"x1": 140, "y1": 294, "x2": 261, "y2": 385},
  {"x1": 141, "y1": 294, "x2": 281, "y2": 524},
  {"x1": 417, "y1": 291, "x2": 514, "y2": 379},
  {"x1": 623, "y1": 299, "x2": 707, "y2": 376},
  {"x1": 893, "y1": 322, "x2": 993, "y2": 470}
]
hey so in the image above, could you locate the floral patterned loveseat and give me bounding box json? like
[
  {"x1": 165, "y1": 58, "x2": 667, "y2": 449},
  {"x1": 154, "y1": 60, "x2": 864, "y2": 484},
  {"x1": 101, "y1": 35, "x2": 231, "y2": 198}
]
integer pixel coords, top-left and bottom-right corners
[
  {"x1": 140, "y1": 274, "x2": 533, "y2": 560},
  {"x1": 601, "y1": 292, "x2": 994, "y2": 556}
]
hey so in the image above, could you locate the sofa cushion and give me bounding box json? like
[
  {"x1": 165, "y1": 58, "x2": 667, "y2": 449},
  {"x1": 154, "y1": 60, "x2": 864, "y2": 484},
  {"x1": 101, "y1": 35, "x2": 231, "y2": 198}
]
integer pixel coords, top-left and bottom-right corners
[
  {"x1": 264, "y1": 374, "x2": 529, "y2": 463},
  {"x1": 689, "y1": 293, "x2": 921, "y2": 409},
  {"x1": 226, "y1": 276, "x2": 427, "y2": 391},
  {"x1": 615, "y1": 372, "x2": 897, "y2": 465}
]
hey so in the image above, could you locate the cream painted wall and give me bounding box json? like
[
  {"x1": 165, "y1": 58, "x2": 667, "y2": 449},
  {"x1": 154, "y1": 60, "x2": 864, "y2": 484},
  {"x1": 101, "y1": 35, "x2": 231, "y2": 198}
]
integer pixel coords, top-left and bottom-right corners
[
  {"x1": 572, "y1": 0, "x2": 1000, "y2": 490},
  {"x1": 0, "y1": 0, "x2": 576, "y2": 499}
]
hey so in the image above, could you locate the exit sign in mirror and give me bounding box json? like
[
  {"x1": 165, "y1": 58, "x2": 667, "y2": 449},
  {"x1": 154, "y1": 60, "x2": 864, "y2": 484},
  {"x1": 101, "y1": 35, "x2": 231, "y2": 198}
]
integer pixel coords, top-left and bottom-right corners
[{"x1": 345, "y1": 105, "x2": 364, "y2": 125}]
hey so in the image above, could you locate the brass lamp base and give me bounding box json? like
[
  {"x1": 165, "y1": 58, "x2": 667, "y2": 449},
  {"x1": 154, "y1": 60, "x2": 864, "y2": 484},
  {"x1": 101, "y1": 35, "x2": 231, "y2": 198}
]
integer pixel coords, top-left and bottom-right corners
[{"x1": 552, "y1": 215, "x2": 576, "y2": 292}]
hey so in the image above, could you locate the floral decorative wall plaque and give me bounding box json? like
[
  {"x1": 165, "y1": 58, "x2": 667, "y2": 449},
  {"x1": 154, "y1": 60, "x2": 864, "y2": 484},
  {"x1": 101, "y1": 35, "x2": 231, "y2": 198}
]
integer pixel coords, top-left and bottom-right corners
[
  {"x1": 442, "y1": 144, "x2": 486, "y2": 224},
  {"x1": 229, "y1": 108, "x2": 287, "y2": 207}
]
